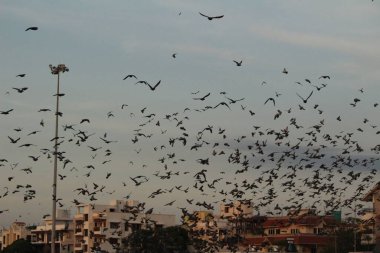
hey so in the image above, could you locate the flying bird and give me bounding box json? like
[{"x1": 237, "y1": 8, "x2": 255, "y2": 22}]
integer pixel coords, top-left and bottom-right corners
[
  {"x1": 199, "y1": 12, "x2": 224, "y2": 20},
  {"x1": 233, "y1": 60, "x2": 242, "y2": 66},
  {"x1": 123, "y1": 74, "x2": 137, "y2": 80},
  {"x1": 16, "y1": 74, "x2": 26, "y2": 77},
  {"x1": 296, "y1": 91, "x2": 313, "y2": 103},
  {"x1": 193, "y1": 92, "x2": 211, "y2": 101},
  {"x1": 12, "y1": 87, "x2": 28, "y2": 93},
  {"x1": 25, "y1": 26, "x2": 38, "y2": 31},
  {"x1": 145, "y1": 80, "x2": 161, "y2": 91},
  {"x1": 0, "y1": 109, "x2": 14, "y2": 115},
  {"x1": 264, "y1": 98, "x2": 275, "y2": 106}
]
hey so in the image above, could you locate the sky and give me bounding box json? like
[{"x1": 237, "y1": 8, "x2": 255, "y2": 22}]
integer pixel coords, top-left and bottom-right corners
[{"x1": 0, "y1": 0, "x2": 379, "y2": 227}]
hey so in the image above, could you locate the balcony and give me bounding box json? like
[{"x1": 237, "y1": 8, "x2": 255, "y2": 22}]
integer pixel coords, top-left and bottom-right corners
[
  {"x1": 74, "y1": 214, "x2": 84, "y2": 220},
  {"x1": 93, "y1": 213, "x2": 106, "y2": 220},
  {"x1": 75, "y1": 229, "x2": 83, "y2": 236}
]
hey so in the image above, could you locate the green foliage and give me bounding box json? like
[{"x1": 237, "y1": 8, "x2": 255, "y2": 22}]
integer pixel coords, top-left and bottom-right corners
[
  {"x1": 1, "y1": 239, "x2": 38, "y2": 253},
  {"x1": 123, "y1": 226, "x2": 189, "y2": 253}
]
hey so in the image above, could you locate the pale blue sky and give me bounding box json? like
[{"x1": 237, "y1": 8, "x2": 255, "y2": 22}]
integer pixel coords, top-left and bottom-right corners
[{"x1": 0, "y1": 1, "x2": 379, "y2": 226}]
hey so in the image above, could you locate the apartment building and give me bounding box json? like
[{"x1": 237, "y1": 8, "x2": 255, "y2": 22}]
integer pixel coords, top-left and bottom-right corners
[
  {"x1": 220, "y1": 200, "x2": 253, "y2": 219},
  {"x1": 0, "y1": 221, "x2": 32, "y2": 250},
  {"x1": 31, "y1": 209, "x2": 74, "y2": 253},
  {"x1": 244, "y1": 209, "x2": 338, "y2": 253},
  {"x1": 73, "y1": 199, "x2": 176, "y2": 253},
  {"x1": 362, "y1": 181, "x2": 380, "y2": 251}
]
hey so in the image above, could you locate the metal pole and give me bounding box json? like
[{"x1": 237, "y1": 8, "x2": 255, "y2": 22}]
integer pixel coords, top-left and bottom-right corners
[
  {"x1": 52, "y1": 71, "x2": 60, "y2": 253},
  {"x1": 354, "y1": 203, "x2": 357, "y2": 252}
]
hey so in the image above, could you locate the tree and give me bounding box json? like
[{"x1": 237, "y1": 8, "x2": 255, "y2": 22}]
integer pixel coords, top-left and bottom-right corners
[
  {"x1": 122, "y1": 226, "x2": 189, "y2": 253},
  {"x1": 1, "y1": 239, "x2": 38, "y2": 253}
]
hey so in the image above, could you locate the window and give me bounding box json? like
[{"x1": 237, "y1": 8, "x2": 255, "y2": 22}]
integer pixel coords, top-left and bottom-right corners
[
  {"x1": 110, "y1": 222, "x2": 120, "y2": 229},
  {"x1": 291, "y1": 229, "x2": 299, "y2": 234},
  {"x1": 109, "y1": 208, "x2": 115, "y2": 212},
  {"x1": 84, "y1": 214, "x2": 88, "y2": 221},
  {"x1": 314, "y1": 228, "x2": 323, "y2": 234},
  {"x1": 224, "y1": 207, "x2": 229, "y2": 213},
  {"x1": 268, "y1": 228, "x2": 280, "y2": 235}
]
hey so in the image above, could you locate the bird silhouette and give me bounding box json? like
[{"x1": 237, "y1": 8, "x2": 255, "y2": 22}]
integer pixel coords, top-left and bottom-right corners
[
  {"x1": 193, "y1": 92, "x2": 211, "y2": 101},
  {"x1": 0, "y1": 109, "x2": 14, "y2": 115},
  {"x1": 199, "y1": 12, "x2": 224, "y2": 20},
  {"x1": 25, "y1": 26, "x2": 38, "y2": 31},
  {"x1": 12, "y1": 87, "x2": 28, "y2": 93},
  {"x1": 296, "y1": 91, "x2": 313, "y2": 103},
  {"x1": 233, "y1": 60, "x2": 242, "y2": 66},
  {"x1": 145, "y1": 80, "x2": 161, "y2": 91},
  {"x1": 123, "y1": 74, "x2": 137, "y2": 80},
  {"x1": 264, "y1": 98, "x2": 275, "y2": 106}
]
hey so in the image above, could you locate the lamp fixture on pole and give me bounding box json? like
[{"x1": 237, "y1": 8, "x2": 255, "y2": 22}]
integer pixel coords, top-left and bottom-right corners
[{"x1": 49, "y1": 64, "x2": 68, "y2": 253}]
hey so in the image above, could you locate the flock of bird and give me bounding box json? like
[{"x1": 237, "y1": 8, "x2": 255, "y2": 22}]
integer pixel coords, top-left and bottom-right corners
[{"x1": 1, "y1": 9, "x2": 379, "y2": 253}]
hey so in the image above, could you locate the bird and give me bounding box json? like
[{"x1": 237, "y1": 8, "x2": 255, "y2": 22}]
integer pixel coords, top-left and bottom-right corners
[
  {"x1": 8, "y1": 136, "x2": 20, "y2": 144},
  {"x1": 25, "y1": 26, "x2": 38, "y2": 31},
  {"x1": 0, "y1": 109, "x2": 14, "y2": 115},
  {"x1": 319, "y1": 75, "x2": 330, "y2": 79},
  {"x1": 12, "y1": 87, "x2": 28, "y2": 93},
  {"x1": 123, "y1": 74, "x2": 137, "y2": 80},
  {"x1": 199, "y1": 12, "x2": 224, "y2": 20},
  {"x1": 16, "y1": 74, "x2": 26, "y2": 77},
  {"x1": 213, "y1": 102, "x2": 230, "y2": 110},
  {"x1": 296, "y1": 91, "x2": 313, "y2": 103},
  {"x1": 282, "y1": 68, "x2": 288, "y2": 74},
  {"x1": 80, "y1": 119, "x2": 90, "y2": 124},
  {"x1": 233, "y1": 60, "x2": 242, "y2": 66},
  {"x1": 38, "y1": 108, "x2": 51, "y2": 112},
  {"x1": 193, "y1": 92, "x2": 211, "y2": 101},
  {"x1": 264, "y1": 98, "x2": 275, "y2": 106},
  {"x1": 172, "y1": 53, "x2": 177, "y2": 58},
  {"x1": 145, "y1": 80, "x2": 161, "y2": 91}
]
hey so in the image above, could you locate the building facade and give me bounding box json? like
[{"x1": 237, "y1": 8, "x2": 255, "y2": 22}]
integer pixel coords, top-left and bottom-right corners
[
  {"x1": 73, "y1": 199, "x2": 176, "y2": 253},
  {"x1": 362, "y1": 181, "x2": 380, "y2": 251},
  {"x1": 243, "y1": 209, "x2": 338, "y2": 253},
  {"x1": 31, "y1": 209, "x2": 74, "y2": 253},
  {"x1": 0, "y1": 221, "x2": 32, "y2": 250}
]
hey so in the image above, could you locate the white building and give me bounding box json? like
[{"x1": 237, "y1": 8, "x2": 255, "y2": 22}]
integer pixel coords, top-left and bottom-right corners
[
  {"x1": 0, "y1": 221, "x2": 32, "y2": 250},
  {"x1": 362, "y1": 181, "x2": 380, "y2": 250},
  {"x1": 73, "y1": 200, "x2": 176, "y2": 253},
  {"x1": 220, "y1": 200, "x2": 254, "y2": 219},
  {"x1": 31, "y1": 209, "x2": 74, "y2": 253}
]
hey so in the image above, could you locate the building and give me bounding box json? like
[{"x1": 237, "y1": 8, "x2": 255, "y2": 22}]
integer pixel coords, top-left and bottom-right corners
[
  {"x1": 0, "y1": 221, "x2": 32, "y2": 250},
  {"x1": 31, "y1": 209, "x2": 74, "y2": 253},
  {"x1": 73, "y1": 199, "x2": 176, "y2": 253},
  {"x1": 362, "y1": 181, "x2": 380, "y2": 251},
  {"x1": 243, "y1": 209, "x2": 338, "y2": 253},
  {"x1": 358, "y1": 208, "x2": 376, "y2": 247},
  {"x1": 220, "y1": 200, "x2": 253, "y2": 219}
]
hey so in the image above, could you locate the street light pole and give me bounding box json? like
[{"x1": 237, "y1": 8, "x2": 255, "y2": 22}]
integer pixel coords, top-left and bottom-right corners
[{"x1": 49, "y1": 64, "x2": 68, "y2": 253}]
